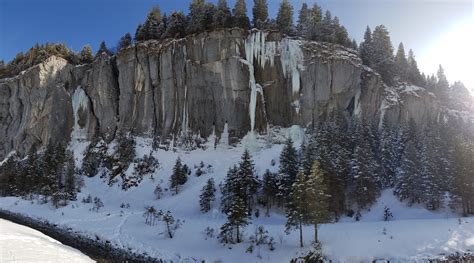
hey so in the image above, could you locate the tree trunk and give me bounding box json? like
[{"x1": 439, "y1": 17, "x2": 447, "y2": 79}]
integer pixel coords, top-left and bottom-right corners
[
  {"x1": 236, "y1": 226, "x2": 240, "y2": 243},
  {"x1": 314, "y1": 224, "x2": 318, "y2": 243},
  {"x1": 299, "y1": 221, "x2": 303, "y2": 247}
]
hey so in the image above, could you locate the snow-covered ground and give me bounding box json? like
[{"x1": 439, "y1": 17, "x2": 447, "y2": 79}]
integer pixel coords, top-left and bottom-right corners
[
  {"x1": 0, "y1": 218, "x2": 93, "y2": 262},
  {"x1": 0, "y1": 133, "x2": 473, "y2": 262}
]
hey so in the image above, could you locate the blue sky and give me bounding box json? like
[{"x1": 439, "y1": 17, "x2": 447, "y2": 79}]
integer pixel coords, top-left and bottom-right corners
[{"x1": 0, "y1": 0, "x2": 472, "y2": 87}]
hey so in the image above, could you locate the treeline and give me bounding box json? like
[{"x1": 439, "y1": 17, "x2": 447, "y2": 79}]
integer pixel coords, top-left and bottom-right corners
[
  {"x1": 0, "y1": 0, "x2": 354, "y2": 78},
  {"x1": 205, "y1": 113, "x2": 474, "y2": 248},
  {"x1": 0, "y1": 143, "x2": 81, "y2": 207},
  {"x1": 130, "y1": 0, "x2": 353, "y2": 48},
  {"x1": 0, "y1": 41, "x2": 112, "y2": 79}
]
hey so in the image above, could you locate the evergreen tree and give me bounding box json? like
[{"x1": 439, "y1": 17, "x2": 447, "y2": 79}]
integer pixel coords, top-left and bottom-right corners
[
  {"x1": 297, "y1": 3, "x2": 310, "y2": 36},
  {"x1": 163, "y1": 211, "x2": 177, "y2": 238},
  {"x1": 238, "y1": 149, "x2": 259, "y2": 215},
  {"x1": 233, "y1": 0, "x2": 250, "y2": 29},
  {"x1": 285, "y1": 171, "x2": 307, "y2": 247},
  {"x1": 135, "y1": 23, "x2": 146, "y2": 41},
  {"x1": 187, "y1": 0, "x2": 206, "y2": 34},
  {"x1": 359, "y1": 26, "x2": 373, "y2": 67},
  {"x1": 252, "y1": 0, "x2": 268, "y2": 28},
  {"x1": 261, "y1": 169, "x2": 278, "y2": 214},
  {"x1": 407, "y1": 49, "x2": 424, "y2": 86},
  {"x1": 307, "y1": 3, "x2": 322, "y2": 40},
  {"x1": 200, "y1": 178, "x2": 216, "y2": 213},
  {"x1": 306, "y1": 161, "x2": 331, "y2": 242},
  {"x1": 164, "y1": 12, "x2": 186, "y2": 39},
  {"x1": 451, "y1": 137, "x2": 474, "y2": 215},
  {"x1": 277, "y1": 137, "x2": 299, "y2": 201},
  {"x1": 117, "y1": 33, "x2": 132, "y2": 51},
  {"x1": 436, "y1": 65, "x2": 450, "y2": 101},
  {"x1": 170, "y1": 157, "x2": 186, "y2": 194},
  {"x1": 349, "y1": 124, "x2": 380, "y2": 209},
  {"x1": 213, "y1": 0, "x2": 232, "y2": 28},
  {"x1": 220, "y1": 165, "x2": 240, "y2": 214},
  {"x1": 395, "y1": 42, "x2": 409, "y2": 81},
  {"x1": 371, "y1": 25, "x2": 395, "y2": 84},
  {"x1": 276, "y1": 0, "x2": 294, "y2": 34},
  {"x1": 394, "y1": 140, "x2": 424, "y2": 205},
  {"x1": 220, "y1": 196, "x2": 249, "y2": 243},
  {"x1": 79, "y1": 45, "x2": 93, "y2": 64},
  {"x1": 143, "y1": 6, "x2": 162, "y2": 40},
  {"x1": 64, "y1": 150, "x2": 78, "y2": 201},
  {"x1": 379, "y1": 118, "x2": 397, "y2": 187},
  {"x1": 95, "y1": 41, "x2": 111, "y2": 58}
]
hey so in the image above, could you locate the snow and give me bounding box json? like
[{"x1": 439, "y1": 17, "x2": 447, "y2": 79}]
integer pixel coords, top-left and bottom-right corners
[
  {"x1": 0, "y1": 128, "x2": 472, "y2": 262},
  {"x1": 0, "y1": 218, "x2": 94, "y2": 262}
]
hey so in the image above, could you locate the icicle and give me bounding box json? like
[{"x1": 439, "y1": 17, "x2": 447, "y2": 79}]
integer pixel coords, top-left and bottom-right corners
[
  {"x1": 280, "y1": 38, "x2": 304, "y2": 96},
  {"x1": 71, "y1": 86, "x2": 89, "y2": 140},
  {"x1": 220, "y1": 122, "x2": 229, "y2": 146},
  {"x1": 181, "y1": 85, "x2": 188, "y2": 134}
]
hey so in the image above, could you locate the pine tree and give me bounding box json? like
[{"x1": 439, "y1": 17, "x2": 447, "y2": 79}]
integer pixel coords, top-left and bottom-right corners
[
  {"x1": 95, "y1": 41, "x2": 111, "y2": 58},
  {"x1": 278, "y1": 137, "x2": 299, "y2": 201},
  {"x1": 117, "y1": 33, "x2": 132, "y2": 51},
  {"x1": 143, "y1": 6, "x2": 162, "y2": 40},
  {"x1": 395, "y1": 42, "x2": 409, "y2": 81},
  {"x1": 297, "y1": 3, "x2": 310, "y2": 36},
  {"x1": 200, "y1": 178, "x2": 216, "y2": 213},
  {"x1": 359, "y1": 26, "x2": 373, "y2": 67},
  {"x1": 220, "y1": 196, "x2": 249, "y2": 243},
  {"x1": 371, "y1": 25, "x2": 395, "y2": 85},
  {"x1": 307, "y1": 3, "x2": 322, "y2": 40},
  {"x1": 187, "y1": 0, "x2": 206, "y2": 34},
  {"x1": 252, "y1": 0, "x2": 268, "y2": 28},
  {"x1": 233, "y1": 0, "x2": 250, "y2": 29},
  {"x1": 170, "y1": 157, "x2": 185, "y2": 194},
  {"x1": 407, "y1": 49, "x2": 424, "y2": 86},
  {"x1": 238, "y1": 149, "x2": 259, "y2": 215},
  {"x1": 349, "y1": 124, "x2": 380, "y2": 209},
  {"x1": 379, "y1": 118, "x2": 397, "y2": 187},
  {"x1": 394, "y1": 140, "x2": 423, "y2": 205},
  {"x1": 64, "y1": 150, "x2": 77, "y2": 201},
  {"x1": 220, "y1": 165, "x2": 239, "y2": 214},
  {"x1": 285, "y1": 171, "x2": 307, "y2": 247},
  {"x1": 213, "y1": 0, "x2": 232, "y2": 28},
  {"x1": 134, "y1": 23, "x2": 146, "y2": 41},
  {"x1": 451, "y1": 137, "x2": 474, "y2": 215},
  {"x1": 164, "y1": 12, "x2": 186, "y2": 39},
  {"x1": 163, "y1": 211, "x2": 177, "y2": 238},
  {"x1": 436, "y1": 65, "x2": 450, "y2": 102},
  {"x1": 276, "y1": 0, "x2": 294, "y2": 34},
  {"x1": 79, "y1": 45, "x2": 93, "y2": 64},
  {"x1": 261, "y1": 169, "x2": 278, "y2": 214},
  {"x1": 306, "y1": 161, "x2": 331, "y2": 242}
]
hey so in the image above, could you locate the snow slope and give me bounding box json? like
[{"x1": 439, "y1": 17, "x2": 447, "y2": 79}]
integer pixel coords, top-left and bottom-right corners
[
  {"x1": 0, "y1": 132, "x2": 472, "y2": 262},
  {"x1": 0, "y1": 218, "x2": 93, "y2": 263}
]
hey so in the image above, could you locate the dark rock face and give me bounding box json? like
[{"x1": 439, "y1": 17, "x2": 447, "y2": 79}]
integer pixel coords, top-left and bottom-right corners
[{"x1": 0, "y1": 29, "x2": 468, "y2": 159}]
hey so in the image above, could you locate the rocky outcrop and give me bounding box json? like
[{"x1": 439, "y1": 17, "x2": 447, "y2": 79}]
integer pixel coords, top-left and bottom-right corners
[{"x1": 0, "y1": 29, "x2": 469, "y2": 159}]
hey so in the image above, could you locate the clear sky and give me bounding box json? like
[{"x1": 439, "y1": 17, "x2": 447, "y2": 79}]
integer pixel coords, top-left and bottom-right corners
[{"x1": 0, "y1": 0, "x2": 472, "y2": 89}]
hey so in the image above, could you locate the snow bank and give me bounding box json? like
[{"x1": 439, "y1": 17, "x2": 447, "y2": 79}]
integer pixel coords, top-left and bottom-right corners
[{"x1": 0, "y1": 218, "x2": 93, "y2": 262}]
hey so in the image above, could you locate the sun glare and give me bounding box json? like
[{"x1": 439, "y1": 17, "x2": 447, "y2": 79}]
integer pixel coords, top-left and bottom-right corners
[{"x1": 419, "y1": 18, "x2": 474, "y2": 92}]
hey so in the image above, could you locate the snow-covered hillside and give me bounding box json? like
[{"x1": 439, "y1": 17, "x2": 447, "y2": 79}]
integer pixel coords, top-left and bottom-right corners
[
  {"x1": 0, "y1": 132, "x2": 472, "y2": 262},
  {"x1": 0, "y1": 218, "x2": 93, "y2": 262}
]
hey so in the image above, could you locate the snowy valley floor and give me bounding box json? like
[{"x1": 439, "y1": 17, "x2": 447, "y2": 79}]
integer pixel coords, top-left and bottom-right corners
[{"x1": 0, "y1": 137, "x2": 473, "y2": 262}]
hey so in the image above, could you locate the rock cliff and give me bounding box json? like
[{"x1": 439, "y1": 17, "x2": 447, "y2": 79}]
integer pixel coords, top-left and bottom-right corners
[{"x1": 0, "y1": 29, "x2": 470, "y2": 159}]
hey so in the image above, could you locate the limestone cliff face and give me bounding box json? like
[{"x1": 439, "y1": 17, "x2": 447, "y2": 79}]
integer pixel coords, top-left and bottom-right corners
[{"x1": 0, "y1": 29, "x2": 467, "y2": 159}]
